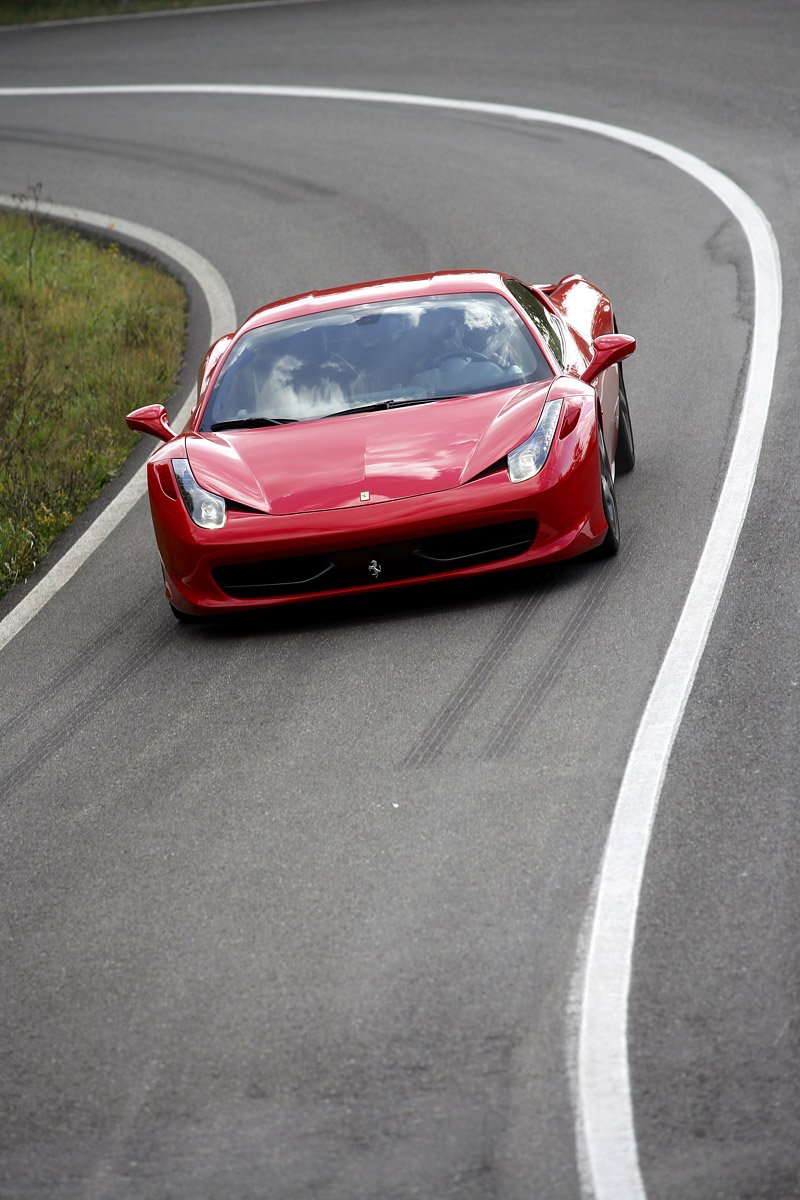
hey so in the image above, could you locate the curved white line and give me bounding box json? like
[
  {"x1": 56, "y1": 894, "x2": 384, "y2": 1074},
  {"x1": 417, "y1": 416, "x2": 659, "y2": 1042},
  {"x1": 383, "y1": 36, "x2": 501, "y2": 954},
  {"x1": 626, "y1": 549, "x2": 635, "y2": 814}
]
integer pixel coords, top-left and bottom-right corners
[
  {"x1": 0, "y1": 197, "x2": 237, "y2": 655},
  {"x1": 0, "y1": 86, "x2": 782, "y2": 1199},
  {"x1": 0, "y1": 0, "x2": 333, "y2": 34}
]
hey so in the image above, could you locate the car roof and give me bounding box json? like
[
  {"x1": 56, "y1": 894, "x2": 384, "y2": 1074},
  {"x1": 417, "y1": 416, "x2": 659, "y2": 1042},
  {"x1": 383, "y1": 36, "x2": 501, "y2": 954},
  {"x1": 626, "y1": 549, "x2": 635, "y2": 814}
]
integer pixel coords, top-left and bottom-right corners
[{"x1": 238, "y1": 270, "x2": 512, "y2": 334}]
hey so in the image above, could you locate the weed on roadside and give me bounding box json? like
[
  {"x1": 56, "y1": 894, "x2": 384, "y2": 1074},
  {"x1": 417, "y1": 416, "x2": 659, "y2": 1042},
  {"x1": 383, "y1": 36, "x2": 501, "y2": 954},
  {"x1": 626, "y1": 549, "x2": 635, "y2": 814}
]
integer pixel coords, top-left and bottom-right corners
[{"x1": 0, "y1": 191, "x2": 186, "y2": 598}]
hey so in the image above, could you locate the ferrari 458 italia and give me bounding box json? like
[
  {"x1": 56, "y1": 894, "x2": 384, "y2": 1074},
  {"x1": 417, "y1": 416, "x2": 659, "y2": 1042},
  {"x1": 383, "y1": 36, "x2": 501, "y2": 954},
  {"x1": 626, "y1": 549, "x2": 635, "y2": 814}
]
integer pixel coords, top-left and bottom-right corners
[{"x1": 126, "y1": 270, "x2": 636, "y2": 620}]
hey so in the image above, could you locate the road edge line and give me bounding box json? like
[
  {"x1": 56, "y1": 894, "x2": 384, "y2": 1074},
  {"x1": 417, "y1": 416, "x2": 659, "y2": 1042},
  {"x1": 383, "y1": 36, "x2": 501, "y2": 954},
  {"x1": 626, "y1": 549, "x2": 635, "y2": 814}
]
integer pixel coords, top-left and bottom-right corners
[
  {"x1": 0, "y1": 197, "x2": 236, "y2": 654},
  {"x1": 0, "y1": 92, "x2": 782, "y2": 1200},
  {"x1": 0, "y1": 0, "x2": 333, "y2": 34}
]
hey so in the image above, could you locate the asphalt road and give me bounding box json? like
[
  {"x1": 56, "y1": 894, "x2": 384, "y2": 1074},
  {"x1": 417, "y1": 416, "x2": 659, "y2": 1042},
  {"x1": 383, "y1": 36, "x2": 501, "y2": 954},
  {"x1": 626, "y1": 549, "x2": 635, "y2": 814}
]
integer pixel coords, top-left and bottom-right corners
[{"x1": 0, "y1": 2, "x2": 798, "y2": 1198}]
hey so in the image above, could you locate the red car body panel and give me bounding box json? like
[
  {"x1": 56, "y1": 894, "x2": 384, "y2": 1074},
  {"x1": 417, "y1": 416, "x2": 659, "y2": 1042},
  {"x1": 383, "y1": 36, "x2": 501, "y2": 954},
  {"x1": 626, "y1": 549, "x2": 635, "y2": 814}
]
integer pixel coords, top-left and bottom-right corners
[
  {"x1": 185, "y1": 380, "x2": 551, "y2": 515},
  {"x1": 130, "y1": 270, "x2": 634, "y2": 617}
]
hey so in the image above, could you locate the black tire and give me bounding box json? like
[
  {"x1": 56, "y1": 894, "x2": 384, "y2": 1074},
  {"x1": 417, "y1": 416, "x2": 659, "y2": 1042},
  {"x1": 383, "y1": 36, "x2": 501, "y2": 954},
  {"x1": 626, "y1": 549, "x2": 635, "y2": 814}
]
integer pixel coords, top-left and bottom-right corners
[
  {"x1": 612, "y1": 314, "x2": 635, "y2": 475},
  {"x1": 594, "y1": 418, "x2": 620, "y2": 558},
  {"x1": 615, "y1": 359, "x2": 635, "y2": 474},
  {"x1": 169, "y1": 602, "x2": 200, "y2": 624}
]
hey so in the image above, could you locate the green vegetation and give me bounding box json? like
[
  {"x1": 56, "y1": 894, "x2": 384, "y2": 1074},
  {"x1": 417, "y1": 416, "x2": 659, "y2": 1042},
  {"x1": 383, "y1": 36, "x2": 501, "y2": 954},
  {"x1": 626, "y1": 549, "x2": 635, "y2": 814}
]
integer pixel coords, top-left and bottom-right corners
[
  {"x1": 0, "y1": 199, "x2": 186, "y2": 599},
  {"x1": 0, "y1": 0, "x2": 248, "y2": 22}
]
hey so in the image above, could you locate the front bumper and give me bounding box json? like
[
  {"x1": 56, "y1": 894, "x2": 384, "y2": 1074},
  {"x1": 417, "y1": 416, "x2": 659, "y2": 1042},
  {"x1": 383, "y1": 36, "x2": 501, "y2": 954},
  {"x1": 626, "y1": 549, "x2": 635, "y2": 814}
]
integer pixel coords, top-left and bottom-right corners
[{"x1": 148, "y1": 413, "x2": 607, "y2": 615}]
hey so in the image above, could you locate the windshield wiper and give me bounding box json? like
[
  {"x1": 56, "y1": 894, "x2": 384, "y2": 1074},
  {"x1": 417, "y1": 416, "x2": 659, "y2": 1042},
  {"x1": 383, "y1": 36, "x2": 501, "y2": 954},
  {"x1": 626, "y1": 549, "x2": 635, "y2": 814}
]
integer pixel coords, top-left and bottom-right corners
[
  {"x1": 210, "y1": 416, "x2": 297, "y2": 431},
  {"x1": 319, "y1": 401, "x2": 392, "y2": 419},
  {"x1": 213, "y1": 395, "x2": 467, "y2": 429},
  {"x1": 320, "y1": 394, "x2": 462, "y2": 420}
]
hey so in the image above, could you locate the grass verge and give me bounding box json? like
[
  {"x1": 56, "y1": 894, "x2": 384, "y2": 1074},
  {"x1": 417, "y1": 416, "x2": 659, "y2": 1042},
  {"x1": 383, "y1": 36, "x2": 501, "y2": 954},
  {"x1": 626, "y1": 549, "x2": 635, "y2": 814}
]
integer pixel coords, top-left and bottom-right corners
[
  {"x1": 0, "y1": 199, "x2": 186, "y2": 600},
  {"x1": 0, "y1": 0, "x2": 251, "y2": 23}
]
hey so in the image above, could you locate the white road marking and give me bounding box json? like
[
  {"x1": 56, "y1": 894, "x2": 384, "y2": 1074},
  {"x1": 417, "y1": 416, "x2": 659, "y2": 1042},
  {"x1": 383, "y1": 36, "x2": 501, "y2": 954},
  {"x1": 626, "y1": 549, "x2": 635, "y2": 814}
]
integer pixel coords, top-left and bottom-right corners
[
  {"x1": 0, "y1": 0, "x2": 333, "y2": 34},
  {"x1": 0, "y1": 197, "x2": 236, "y2": 655},
  {"x1": 0, "y1": 86, "x2": 782, "y2": 1199}
]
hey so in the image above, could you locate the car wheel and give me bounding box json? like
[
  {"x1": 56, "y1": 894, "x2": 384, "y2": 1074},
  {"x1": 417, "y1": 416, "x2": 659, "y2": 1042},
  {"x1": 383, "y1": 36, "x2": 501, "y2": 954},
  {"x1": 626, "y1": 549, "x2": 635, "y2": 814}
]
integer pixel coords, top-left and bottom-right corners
[
  {"x1": 615, "y1": 359, "x2": 635, "y2": 474},
  {"x1": 595, "y1": 418, "x2": 620, "y2": 558},
  {"x1": 169, "y1": 602, "x2": 200, "y2": 624}
]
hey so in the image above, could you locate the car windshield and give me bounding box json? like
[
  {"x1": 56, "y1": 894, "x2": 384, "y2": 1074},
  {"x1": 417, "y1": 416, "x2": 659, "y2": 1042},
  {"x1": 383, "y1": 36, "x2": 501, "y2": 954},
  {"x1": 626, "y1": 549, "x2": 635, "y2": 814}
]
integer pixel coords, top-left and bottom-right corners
[{"x1": 200, "y1": 292, "x2": 552, "y2": 429}]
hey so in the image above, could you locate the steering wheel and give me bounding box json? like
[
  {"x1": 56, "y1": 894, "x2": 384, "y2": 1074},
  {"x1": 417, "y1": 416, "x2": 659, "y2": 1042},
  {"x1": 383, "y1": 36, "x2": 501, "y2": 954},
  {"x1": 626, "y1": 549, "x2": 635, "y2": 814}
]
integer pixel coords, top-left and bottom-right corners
[{"x1": 431, "y1": 350, "x2": 493, "y2": 367}]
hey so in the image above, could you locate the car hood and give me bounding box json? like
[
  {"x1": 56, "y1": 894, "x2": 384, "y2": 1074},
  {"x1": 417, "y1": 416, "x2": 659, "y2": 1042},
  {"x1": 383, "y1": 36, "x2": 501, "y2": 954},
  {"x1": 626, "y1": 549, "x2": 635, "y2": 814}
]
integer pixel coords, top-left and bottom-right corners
[{"x1": 186, "y1": 381, "x2": 551, "y2": 516}]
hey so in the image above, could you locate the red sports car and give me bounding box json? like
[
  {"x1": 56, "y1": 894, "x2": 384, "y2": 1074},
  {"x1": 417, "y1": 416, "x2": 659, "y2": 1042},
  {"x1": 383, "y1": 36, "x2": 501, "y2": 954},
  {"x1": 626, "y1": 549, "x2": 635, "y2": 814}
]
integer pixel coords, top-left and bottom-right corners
[{"x1": 127, "y1": 271, "x2": 635, "y2": 620}]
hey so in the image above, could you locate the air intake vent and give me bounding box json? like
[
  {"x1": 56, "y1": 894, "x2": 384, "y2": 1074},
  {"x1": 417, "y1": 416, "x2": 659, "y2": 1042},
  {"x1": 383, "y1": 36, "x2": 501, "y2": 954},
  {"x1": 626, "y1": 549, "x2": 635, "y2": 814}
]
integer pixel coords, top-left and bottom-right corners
[{"x1": 212, "y1": 520, "x2": 537, "y2": 599}]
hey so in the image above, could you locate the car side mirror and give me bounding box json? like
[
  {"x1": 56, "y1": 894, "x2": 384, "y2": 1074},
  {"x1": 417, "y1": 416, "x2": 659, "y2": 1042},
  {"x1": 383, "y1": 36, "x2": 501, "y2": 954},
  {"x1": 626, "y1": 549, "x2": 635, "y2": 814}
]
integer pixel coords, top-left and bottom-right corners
[
  {"x1": 581, "y1": 333, "x2": 636, "y2": 385},
  {"x1": 126, "y1": 403, "x2": 176, "y2": 442}
]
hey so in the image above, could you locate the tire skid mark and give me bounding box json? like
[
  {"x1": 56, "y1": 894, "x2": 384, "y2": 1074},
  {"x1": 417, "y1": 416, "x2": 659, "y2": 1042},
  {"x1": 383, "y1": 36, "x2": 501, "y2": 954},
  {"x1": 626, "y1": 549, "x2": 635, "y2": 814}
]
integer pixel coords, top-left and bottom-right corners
[
  {"x1": 0, "y1": 620, "x2": 176, "y2": 801},
  {"x1": 1, "y1": 587, "x2": 160, "y2": 741},
  {"x1": 484, "y1": 532, "x2": 639, "y2": 760},
  {"x1": 403, "y1": 573, "x2": 557, "y2": 768},
  {"x1": 0, "y1": 86, "x2": 780, "y2": 1200},
  {"x1": 0, "y1": 127, "x2": 338, "y2": 203}
]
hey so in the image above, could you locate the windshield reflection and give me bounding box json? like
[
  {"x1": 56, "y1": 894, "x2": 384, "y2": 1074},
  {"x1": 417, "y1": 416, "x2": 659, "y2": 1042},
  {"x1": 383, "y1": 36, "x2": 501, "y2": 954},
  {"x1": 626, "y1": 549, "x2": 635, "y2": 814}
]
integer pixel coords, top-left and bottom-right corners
[{"x1": 202, "y1": 293, "x2": 552, "y2": 429}]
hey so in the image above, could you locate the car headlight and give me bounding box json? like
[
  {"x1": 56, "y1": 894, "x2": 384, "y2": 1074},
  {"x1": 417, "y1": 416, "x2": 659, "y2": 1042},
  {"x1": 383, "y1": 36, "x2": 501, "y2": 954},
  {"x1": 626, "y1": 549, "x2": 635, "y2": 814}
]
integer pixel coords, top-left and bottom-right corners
[
  {"x1": 507, "y1": 398, "x2": 563, "y2": 483},
  {"x1": 172, "y1": 458, "x2": 226, "y2": 529}
]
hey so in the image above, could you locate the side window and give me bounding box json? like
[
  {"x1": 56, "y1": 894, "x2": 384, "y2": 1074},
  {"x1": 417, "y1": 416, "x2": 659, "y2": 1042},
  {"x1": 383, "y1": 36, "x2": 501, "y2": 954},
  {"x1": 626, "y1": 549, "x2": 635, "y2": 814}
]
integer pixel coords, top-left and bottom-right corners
[{"x1": 506, "y1": 278, "x2": 569, "y2": 369}]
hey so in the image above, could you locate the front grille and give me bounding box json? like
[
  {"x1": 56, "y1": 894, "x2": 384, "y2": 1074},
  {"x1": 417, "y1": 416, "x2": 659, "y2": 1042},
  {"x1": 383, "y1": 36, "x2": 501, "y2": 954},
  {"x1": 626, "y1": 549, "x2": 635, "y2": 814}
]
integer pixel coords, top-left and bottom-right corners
[
  {"x1": 414, "y1": 522, "x2": 536, "y2": 564},
  {"x1": 212, "y1": 520, "x2": 537, "y2": 599}
]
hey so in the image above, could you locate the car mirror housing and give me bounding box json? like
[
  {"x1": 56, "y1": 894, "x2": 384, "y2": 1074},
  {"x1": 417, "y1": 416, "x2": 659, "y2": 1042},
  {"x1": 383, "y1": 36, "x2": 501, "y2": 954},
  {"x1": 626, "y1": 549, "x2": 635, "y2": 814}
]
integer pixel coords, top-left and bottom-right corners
[
  {"x1": 126, "y1": 403, "x2": 177, "y2": 442},
  {"x1": 581, "y1": 333, "x2": 636, "y2": 385}
]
